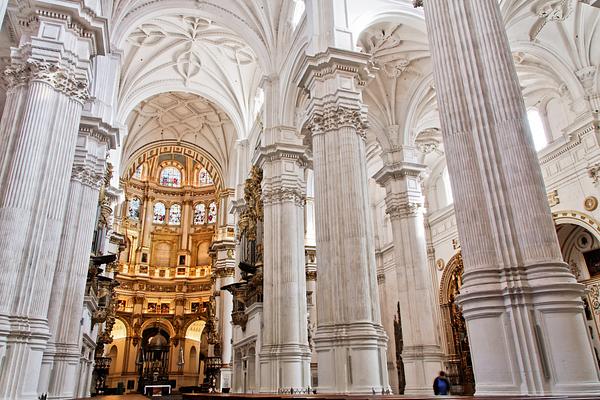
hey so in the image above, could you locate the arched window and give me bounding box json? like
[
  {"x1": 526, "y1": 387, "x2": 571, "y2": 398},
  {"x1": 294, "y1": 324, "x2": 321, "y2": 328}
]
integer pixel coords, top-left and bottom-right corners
[
  {"x1": 128, "y1": 197, "x2": 141, "y2": 220},
  {"x1": 207, "y1": 201, "x2": 217, "y2": 224},
  {"x1": 160, "y1": 167, "x2": 181, "y2": 187},
  {"x1": 198, "y1": 168, "x2": 213, "y2": 185},
  {"x1": 133, "y1": 164, "x2": 143, "y2": 180},
  {"x1": 169, "y1": 204, "x2": 181, "y2": 225},
  {"x1": 193, "y1": 203, "x2": 206, "y2": 225},
  {"x1": 153, "y1": 202, "x2": 166, "y2": 224},
  {"x1": 527, "y1": 109, "x2": 548, "y2": 152},
  {"x1": 443, "y1": 167, "x2": 454, "y2": 205}
]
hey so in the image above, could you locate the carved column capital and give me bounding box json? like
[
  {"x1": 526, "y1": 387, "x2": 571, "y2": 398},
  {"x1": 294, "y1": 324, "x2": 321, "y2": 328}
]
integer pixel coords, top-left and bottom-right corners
[
  {"x1": 308, "y1": 105, "x2": 369, "y2": 139},
  {"x1": 261, "y1": 186, "x2": 305, "y2": 207},
  {"x1": 3, "y1": 61, "x2": 90, "y2": 103},
  {"x1": 71, "y1": 165, "x2": 105, "y2": 190},
  {"x1": 386, "y1": 201, "x2": 423, "y2": 219}
]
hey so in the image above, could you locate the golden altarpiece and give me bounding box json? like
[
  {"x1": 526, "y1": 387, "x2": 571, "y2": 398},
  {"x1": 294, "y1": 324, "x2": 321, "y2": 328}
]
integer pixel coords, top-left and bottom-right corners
[{"x1": 105, "y1": 145, "x2": 222, "y2": 393}]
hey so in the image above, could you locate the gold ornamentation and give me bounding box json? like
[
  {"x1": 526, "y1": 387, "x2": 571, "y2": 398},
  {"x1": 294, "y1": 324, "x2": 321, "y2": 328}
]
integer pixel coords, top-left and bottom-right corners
[
  {"x1": 436, "y1": 258, "x2": 445, "y2": 271},
  {"x1": 306, "y1": 270, "x2": 317, "y2": 281},
  {"x1": 547, "y1": 190, "x2": 560, "y2": 207},
  {"x1": 585, "y1": 196, "x2": 598, "y2": 212}
]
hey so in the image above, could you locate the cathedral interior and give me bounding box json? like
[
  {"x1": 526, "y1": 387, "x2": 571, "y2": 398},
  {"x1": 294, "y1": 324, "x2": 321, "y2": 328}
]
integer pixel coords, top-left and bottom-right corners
[{"x1": 0, "y1": 0, "x2": 600, "y2": 399}]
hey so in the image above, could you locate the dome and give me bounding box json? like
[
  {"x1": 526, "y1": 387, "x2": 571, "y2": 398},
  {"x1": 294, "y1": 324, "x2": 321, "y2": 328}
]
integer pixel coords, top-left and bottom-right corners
[{"x1": 148, "y1": 333, "x2": 168, "y2": 348}]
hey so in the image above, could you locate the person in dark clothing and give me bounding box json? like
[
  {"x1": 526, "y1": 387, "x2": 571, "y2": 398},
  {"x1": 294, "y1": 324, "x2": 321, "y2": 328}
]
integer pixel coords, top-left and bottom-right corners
[{"x1": 433, "y1": 371, "x2": 451, "y2": 395}]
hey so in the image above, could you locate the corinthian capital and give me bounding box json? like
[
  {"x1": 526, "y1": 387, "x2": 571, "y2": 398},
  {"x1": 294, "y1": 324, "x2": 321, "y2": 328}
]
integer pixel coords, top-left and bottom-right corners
[
  {"x1": 309, "y1": 105, "x2": 369, "y2": 139},
  {"x1": 3, "y1": 61, "x2": 90, "y2": 103}
]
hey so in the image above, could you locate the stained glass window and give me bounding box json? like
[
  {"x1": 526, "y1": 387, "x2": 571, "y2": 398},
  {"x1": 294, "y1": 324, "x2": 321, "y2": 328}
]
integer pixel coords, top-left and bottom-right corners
[
  {"x1": 133, "y1": 164, "x2": 143, "y2": 180},
  {"x1": 153, "y1": 202, "x2": 166, "y2": 224},
  {"x1": 198, "y1": 168, "x2": 213, "y2": 185},
  {"x1": 160, "y1": 167, "x2": 181, "y2": 187},
  {"x1": 128, "y1": 197, "x2": 141, "y2": 220},
  {"x1": 193, "y1": 203, "x2": 206, "y2": 225},
  {"x1": 207, "y1": 201, "x2": 217, "y2": 224},
  {"x1": 169, "y1": 204, "x2": 181, "y2": 225}
]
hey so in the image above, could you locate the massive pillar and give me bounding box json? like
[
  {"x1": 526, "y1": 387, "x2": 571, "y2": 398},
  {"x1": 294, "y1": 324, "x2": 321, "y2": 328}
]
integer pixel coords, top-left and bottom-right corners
[
  {"x1": 421, "y1": 0, "x2": 600, "y2": 394},
  {"x1": 374, "y1": 148, "x2": 444, "y2": 394},
  {"x1": 258, "y1": 76, "x2": 311, "y2": 392},
  {"x1": 40, "y1": 124, "x2": 114, "y2": 399},
  {"x1": 0, "y1": 4, "x2": 106, "y2": 398},
  {"x1": 300, "y1": 50, "x2": 390, "y2": 393}
]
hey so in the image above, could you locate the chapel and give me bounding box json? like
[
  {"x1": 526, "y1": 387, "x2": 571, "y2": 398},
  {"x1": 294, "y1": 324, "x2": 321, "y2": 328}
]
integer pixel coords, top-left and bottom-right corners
[{"x1": 0, "y1": 1, "x2": 599, "y2": 399}]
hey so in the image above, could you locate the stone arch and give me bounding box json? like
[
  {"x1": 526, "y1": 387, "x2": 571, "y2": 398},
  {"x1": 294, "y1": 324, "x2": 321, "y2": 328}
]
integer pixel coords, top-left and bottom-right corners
[
  {"x1": 122, "y1": 141, "x2": 224, "y2": 192},
  {"x1": 439, "y1": 251, "x2": 463, "y2": 305},
  {"x1": 139, "y1": 318, "x2": 176, "y2": 340},
  {"x1": 552, "y1": 210, "x2": 600, "y2": 244},
  {"x1": 438, "y1": 251, "x2": 475, "y2": 395}
]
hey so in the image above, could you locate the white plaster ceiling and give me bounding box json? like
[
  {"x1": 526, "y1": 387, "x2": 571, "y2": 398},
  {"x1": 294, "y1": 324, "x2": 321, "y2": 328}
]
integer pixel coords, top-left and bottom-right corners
[
  {"x1": 123, "y1": 92, "x2": 236, "y2": 178},
  {"x1": 117, "y1": 13, "x2": 263, "y2": 137}
]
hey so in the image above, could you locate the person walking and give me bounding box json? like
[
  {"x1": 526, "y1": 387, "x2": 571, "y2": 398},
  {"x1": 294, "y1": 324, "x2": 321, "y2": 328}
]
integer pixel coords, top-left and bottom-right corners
[{"x1": 433, "y1": 371, "x2": 451, "y2": 395}]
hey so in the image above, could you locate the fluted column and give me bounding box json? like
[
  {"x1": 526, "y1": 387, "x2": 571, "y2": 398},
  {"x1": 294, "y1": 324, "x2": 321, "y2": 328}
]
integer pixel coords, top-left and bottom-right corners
[
  {"x1": 0, "y1": 5, "x2": 104, "y2": 396},
  {"x1": 422, "y1": 0, "x2": 600, "y2": 394},
  {"x1": 257, "y1": 74, "x2": 311, "y2": 392},
  {"x1": 257, "y1": 138, "x2": 311, "y2": 391},
  {"x1": 212, "y1": 236, "x2": 236, "y2": 390},
  {"x1": 374, "y1": 151, "x2": 443, "y2": 395},
  {"x1": 299, "y1": 49, "x2": 390, "y2": 393},
  {"x1": 38, "y1": 124, "x2": 113, "y2": 399}
]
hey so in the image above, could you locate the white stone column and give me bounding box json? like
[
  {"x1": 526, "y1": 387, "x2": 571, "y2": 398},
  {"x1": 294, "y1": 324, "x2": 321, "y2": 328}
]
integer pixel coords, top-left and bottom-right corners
[
  {"x1": 257, "y1": 76, "x2": 311, "y2": 392},
  {"x1": 422, "y1": 0, "x2": 600, "y2": 394},
  {"x1": 0, "y1": 5, "x2": 104, "y2": 397},
  {"x1": 374, "y1": 149, "x2": 444, "y2": 395},
  {"x1": 212, "y1": 237, "x2": 236, "y2": 390},
  {"x1": 39, "y1": 124, "x2": 113, "y2": 399},
  {"x1": 299, "y1": 49, "x2": 390, "y2": 394}
]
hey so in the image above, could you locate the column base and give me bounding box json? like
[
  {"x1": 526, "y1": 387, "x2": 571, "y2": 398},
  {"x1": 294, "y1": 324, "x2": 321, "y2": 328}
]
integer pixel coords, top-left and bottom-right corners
[
  {"x1": 259, "y1": 344, "x2": 312, "y2": 392},
  {"x1": 401, "y1": 345, "x2": 444, "y2": 395},
  {"x1": 0, "y1": 316, "x2": 51, "y2": 400},
  {"x1": 45, "y1": 344, "x2": 80, "y2": 400},
  {"x1": 460, "y1": 262, "x2": 600, "y2": 395},
  {"x1": 315, "y1": 322, "x2": 390, "y2": 394},
  {"x1": 219, "y1": 366, "x2": 232, "y2": 391}
]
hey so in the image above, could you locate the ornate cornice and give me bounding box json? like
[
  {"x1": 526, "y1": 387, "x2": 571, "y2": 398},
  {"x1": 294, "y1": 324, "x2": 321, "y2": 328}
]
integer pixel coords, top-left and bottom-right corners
[{"x1": 3, "y1": 61, "x2": 90, "y2": 103}]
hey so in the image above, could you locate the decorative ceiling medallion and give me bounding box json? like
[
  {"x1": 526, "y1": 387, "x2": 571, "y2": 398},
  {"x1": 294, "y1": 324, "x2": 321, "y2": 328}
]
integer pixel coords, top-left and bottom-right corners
[{"x1": 584, "y1": 196, "x2": 598, "y2": 212}]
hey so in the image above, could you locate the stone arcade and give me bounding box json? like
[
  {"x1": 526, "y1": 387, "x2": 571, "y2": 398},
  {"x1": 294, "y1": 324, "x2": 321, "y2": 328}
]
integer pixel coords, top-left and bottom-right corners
[{"x1": 0, "y1": 0, "x2": 599, "y2": 399}]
